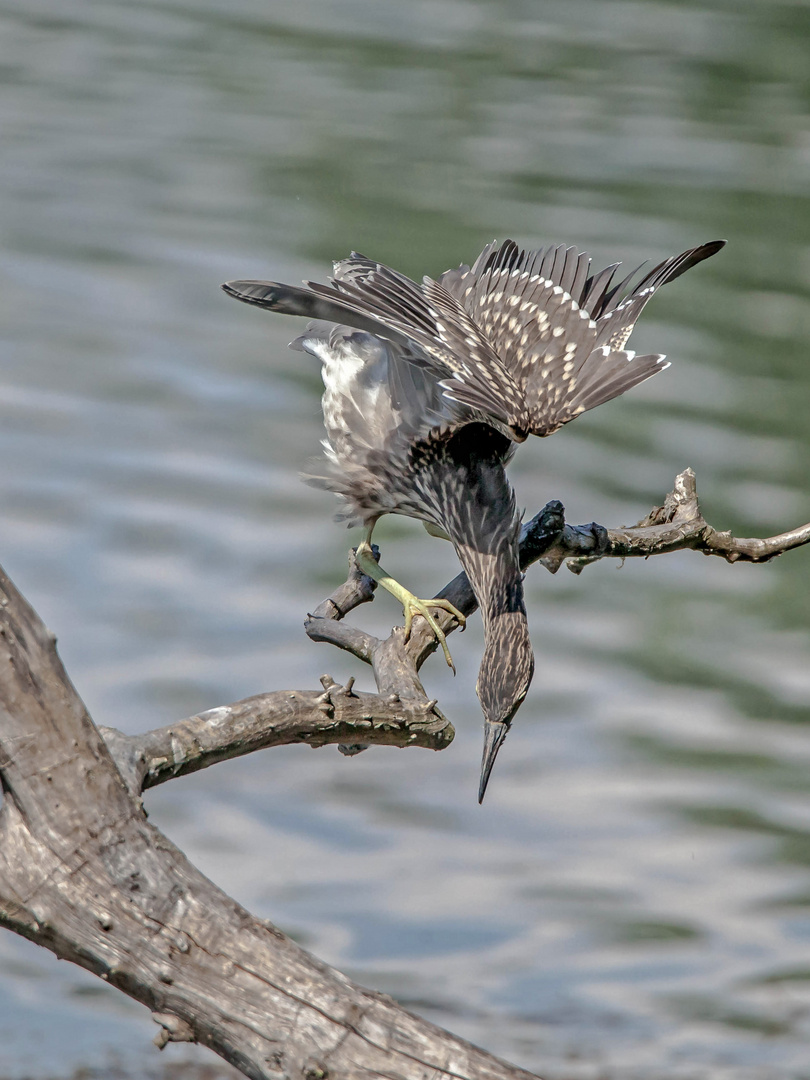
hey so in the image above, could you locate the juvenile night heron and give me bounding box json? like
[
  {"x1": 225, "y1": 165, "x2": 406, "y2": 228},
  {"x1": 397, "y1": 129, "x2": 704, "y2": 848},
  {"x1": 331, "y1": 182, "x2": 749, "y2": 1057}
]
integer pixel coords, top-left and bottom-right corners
[{"x1": 223, "y1": 237, "x2": 724, "y2": 800}]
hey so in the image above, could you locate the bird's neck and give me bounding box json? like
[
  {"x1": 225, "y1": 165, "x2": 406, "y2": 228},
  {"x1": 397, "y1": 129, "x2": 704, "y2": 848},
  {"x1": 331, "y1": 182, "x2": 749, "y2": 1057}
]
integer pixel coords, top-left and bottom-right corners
[
  {"x1": 414, "y1": 427, "x2": 535, "y2": 734},
  {"x1": 415, "y1": 427, "x2": 525, "y2": 628},
  {"x1": 451, "y1": 510, "x2": 534, "y2": 733},
  {"x1": 453, "y1": 526, "x2": 525, "y2": 630}
]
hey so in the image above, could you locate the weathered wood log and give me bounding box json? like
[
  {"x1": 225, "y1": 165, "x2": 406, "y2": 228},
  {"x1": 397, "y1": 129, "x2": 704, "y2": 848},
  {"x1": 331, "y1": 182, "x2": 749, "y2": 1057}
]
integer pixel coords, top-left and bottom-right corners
[{"x1": 0, "y1": 561, "x2": 536, "y2": 1080}]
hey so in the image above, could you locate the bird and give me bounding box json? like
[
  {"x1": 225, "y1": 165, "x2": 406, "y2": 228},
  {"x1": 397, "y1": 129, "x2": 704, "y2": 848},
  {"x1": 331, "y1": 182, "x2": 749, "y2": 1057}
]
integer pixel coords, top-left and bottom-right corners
[{"x1": 223, "y1": 237, "x2": 725, "y2": 801}]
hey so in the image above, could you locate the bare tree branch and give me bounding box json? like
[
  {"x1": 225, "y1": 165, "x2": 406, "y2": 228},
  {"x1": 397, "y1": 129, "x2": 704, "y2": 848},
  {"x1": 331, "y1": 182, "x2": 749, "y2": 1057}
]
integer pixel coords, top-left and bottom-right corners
[
  {"x1": 98, "y1": 468, "x2": 810, "y2": 792},
  {"x1": 2, "y1": 467, "x2": 808, "y2": 1080},
  {"x1": 100, "y1": 677, "x2": 453, "y2": 797},
  {"x1": 299, "y1": 469, "x2": 810, "y2": 729},
  {"x1": 0, "y1": 559, "x2": 537, "y2": 1080},
  {"x1": 539, "y1": 468, "x2": 810, "y2": 574}
]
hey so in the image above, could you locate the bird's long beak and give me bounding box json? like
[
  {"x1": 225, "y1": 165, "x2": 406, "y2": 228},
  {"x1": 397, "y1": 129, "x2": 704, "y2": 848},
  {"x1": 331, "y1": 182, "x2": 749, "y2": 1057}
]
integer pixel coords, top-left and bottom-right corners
[{"x1": 478, "y1": 720, "x2": 509, "y2": 804}]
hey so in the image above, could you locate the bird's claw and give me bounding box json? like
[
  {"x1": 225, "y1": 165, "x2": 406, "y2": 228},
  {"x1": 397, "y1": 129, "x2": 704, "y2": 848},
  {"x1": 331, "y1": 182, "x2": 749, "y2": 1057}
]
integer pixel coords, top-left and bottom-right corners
[
  {"x1": 353, "y1": 539, "x2": 465, "y2": 670},
  {"x1": 402, "y1": 597, "x2": 464, "y2": 672}
]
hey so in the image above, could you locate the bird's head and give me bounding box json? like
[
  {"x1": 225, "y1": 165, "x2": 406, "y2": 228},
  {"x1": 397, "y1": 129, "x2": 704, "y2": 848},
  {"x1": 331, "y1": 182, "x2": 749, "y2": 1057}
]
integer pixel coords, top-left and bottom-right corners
[{"x1": 476, "y1": 611, "x2": 535, "y2": 802}]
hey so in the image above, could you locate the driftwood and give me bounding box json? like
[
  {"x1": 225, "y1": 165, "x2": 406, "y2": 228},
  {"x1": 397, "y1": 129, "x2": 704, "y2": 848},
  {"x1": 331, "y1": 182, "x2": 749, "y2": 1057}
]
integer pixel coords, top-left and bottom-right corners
[{"x1": 0, "y1": 469, "x2": 808, "y2": 1080}]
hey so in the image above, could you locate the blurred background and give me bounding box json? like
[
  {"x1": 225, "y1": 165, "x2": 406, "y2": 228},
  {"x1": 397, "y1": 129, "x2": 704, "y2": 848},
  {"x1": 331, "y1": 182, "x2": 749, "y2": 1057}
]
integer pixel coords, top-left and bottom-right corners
[{"x1": 1, "y1": 1, "x2": 810, "y2": 1078}]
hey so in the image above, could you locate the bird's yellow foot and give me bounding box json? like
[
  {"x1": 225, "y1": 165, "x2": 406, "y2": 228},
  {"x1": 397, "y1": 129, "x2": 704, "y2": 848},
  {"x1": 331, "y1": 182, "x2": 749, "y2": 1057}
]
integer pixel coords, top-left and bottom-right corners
[
  {"x1": 402, "y1": 595, "x2": 466, "y2": 671},
  {"x1": 354, "y1": 541, "x2": 465, "y2": 671}
]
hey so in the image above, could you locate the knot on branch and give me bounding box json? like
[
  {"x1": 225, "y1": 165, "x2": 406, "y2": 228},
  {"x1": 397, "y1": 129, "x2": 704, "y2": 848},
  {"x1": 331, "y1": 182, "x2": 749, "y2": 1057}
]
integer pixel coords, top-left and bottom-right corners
[
  {"x1": 152, "y1": 1011, "x2": 195, "y2": 1049},
  {"x1": 318, "y1": 673, "x2": 359, "y2": 702},
  {"x1": 303, "y1": 1062, "x2": 329, "y2": 1080},
  {"x1": 318, "y1": 675, "x2": 363, "y2": 751}
]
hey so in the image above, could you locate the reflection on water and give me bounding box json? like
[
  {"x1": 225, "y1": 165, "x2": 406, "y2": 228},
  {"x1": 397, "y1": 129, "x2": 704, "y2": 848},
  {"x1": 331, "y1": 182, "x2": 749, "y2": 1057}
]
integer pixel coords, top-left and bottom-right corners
[{"x1": 2, "y1": 1, "x2": 810, "y2": 1077}]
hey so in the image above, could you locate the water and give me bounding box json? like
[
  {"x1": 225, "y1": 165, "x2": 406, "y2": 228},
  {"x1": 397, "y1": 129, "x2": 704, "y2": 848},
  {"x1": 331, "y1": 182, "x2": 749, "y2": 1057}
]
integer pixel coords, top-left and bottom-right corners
[{"x1": 1, "y1": 1, "x2": 810, "y2": 1077}]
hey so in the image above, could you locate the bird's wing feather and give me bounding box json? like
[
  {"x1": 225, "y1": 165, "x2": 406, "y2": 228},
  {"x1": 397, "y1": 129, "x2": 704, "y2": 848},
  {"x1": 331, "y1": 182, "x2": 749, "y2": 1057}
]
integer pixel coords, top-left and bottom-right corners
[
  {"x1": 326, "y1": 256, "x2": 531, "y2": 435},
  {"x1": 221, "y1": 279, "x2": 417, "y2": 348},
  {"x1": 223, "y1": 268, "x2": 530, "y2": 438},
  {"x1": 223, "y1": 239, "x2": 724, "y2": 441},
  {"x1": 438, "y1": 238, "x2": 725, "y2": 435}
]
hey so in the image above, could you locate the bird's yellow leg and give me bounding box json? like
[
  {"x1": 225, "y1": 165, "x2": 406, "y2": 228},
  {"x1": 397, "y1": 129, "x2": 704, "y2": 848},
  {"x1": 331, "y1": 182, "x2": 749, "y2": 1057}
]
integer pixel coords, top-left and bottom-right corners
[{"x1": 354, "y1": 527, "x2": 466, "y2": 671}]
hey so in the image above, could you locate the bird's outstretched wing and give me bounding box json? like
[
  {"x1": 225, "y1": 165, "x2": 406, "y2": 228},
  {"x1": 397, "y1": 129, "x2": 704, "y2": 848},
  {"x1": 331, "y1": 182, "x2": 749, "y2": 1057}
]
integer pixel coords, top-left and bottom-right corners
[
  {"x1": 223, "y1": 238, "x2": 724, "y2": 440},
  {"x1": 437, "y1": 238, "x2": 725, "y2": 435},
  {"x1": 223, "y1": 266, "x2": 531, "y2": 440}
]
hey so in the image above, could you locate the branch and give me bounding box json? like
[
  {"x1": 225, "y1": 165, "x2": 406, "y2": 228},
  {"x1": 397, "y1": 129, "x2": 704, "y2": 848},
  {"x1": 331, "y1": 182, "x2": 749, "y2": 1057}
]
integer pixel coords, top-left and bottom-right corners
[
  {"x1": 538, "y1": 468, "x2": 810, "y2": 574},
  {"x1": 100, "y1": 676, "x2": 451, "y2": 796},
  {"x1": 97, "y1": 467, "x2": 807, "y2": 794},
  {"x1": 301, "y1": 469, "x2": 810, "y2": 697},
  {"x1": 99, "y1": 554, "x2": 459, "y2": 794},
  {"x1": 3, "y1": 467, "x2": 807, "y2": 1079},
  {"x1": 0, "y1": 558, "x2": 537, "y2": 1080}
]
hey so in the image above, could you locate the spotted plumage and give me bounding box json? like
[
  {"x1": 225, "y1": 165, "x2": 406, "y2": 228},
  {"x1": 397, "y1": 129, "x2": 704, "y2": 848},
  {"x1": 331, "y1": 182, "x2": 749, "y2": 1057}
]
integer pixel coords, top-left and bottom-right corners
[{"x1": 223, "y1": 237, "x2": 725, "y2": 800}]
